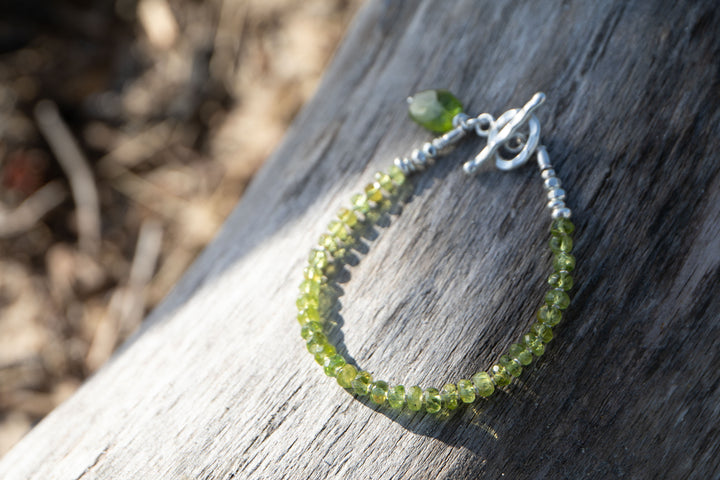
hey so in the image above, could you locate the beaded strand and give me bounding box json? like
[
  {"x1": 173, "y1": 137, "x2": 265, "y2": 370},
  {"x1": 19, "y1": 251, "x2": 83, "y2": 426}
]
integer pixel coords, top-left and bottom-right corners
[{"x1": 296, "y1": 91, "x2": 576, "y2": 413}]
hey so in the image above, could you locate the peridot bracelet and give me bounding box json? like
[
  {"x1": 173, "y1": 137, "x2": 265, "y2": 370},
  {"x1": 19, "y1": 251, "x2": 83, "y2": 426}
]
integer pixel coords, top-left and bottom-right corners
[{"x1": 297, "y1": 91, "x2": 575, "y2": 413}]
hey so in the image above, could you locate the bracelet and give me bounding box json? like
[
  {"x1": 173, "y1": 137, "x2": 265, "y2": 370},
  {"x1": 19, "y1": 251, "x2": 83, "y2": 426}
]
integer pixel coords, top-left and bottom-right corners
[{"x1": 296, "y1": 90, "x2": 575, "y2": 413}]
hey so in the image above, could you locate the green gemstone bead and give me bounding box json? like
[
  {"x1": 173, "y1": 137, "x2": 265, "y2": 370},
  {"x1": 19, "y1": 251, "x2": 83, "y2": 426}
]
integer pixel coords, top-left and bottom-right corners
[
  {"x1": 548, "y1": 271, "x2": 573, "y2": 291},
  {"x1": 499, "y1": 355, "x2": 522, "y2": 378},
  {"x1": 424, "y1": 388, "x2": 442, "y2": 413},
  {"x1": 351, "y1": 193, "x2": 370, "y2": 214},
  {"x1": 351, "y1": 371, "x2": 373, "y2": 395},
  {"x1": 305, "y1": 328, "x2": 327, "y2": 346},
  {"x1": 319, "y1": 233, "x2": 341, "y2": 255},
  {"x1": 406, "y1": 386, "x2": 423, "y2": 411},
  {"x1": 323, "y1": 354, "x2": 346, "y2": 377},
  {"x1": 545, "y1": 289, "x2": 570, "y2": 310},
  {"x1": 550, "y1": 234, "x2": 573, "y2": 253},
  {"x1": 457, "y1": 379, "x2": 476, "y2": 403},
  {"x1": 408, "y1": 89, "x2": 463, "y2": 133},
  {"x1": 388, "y1": 165, "x2": 406, "y2": 185},
  {"x1": 388, "y1": 385, "x2": 405, "y2": 409},
  {"x1": 338, "y1": 207, "x2": 358, "y2": 228},
  {"x1": 440, "y1": 384, "x2": 459, "y2": 410},
  {"x1": 537, "y1": 304, "x2": 563, "y2": 326},
  {"x1": 523, "y1": 333, "x2": 546, "y2": 357},
  {"x1": 299, "y1": 279, "x2": 320, "y2": 298},
  {"x1": 551, "y1": 218, "x2": 575, "y2": 236},
  {"x1": 309, "y1": 248, "x2": 329, "y2": 270},
  {"x1": 374, "y1": 171, "x2": 394, "y2": 192},
  {"x1": 300, "y1": 321, "x2": 323, "y2": 340},
  {"x1": 314, "y1": 343, "x2": 336, "y2": 364},
  {"x1": 508, "y1": 343, "x2": 533, "y2": 366},
  {"x1": 296, "y1": 294, "x2": 319, "y2": 312},
  {"x1": 364, "y1": 182, "x2": 383, "y2": 203},
  {"x1": 471, "y1": 371, "x2": 495, "y2": 397},
  {"x1": 490, "y1": 364, "x2": 511, "y2": 387},
  {"x1": 530, "y1": 322, "x2": 554, "y2": 343},
  {"x1": 553, "y1": 252, "x2": 576, "y2": 272},
  {"x1": 303, "y1": 265, "x2": 324, "y2": 283},
  {"x1": 336, "y1": 364, "x2": 357, "y2": 388},
  {"x1": 370, "y1": 380, "x2": 389, "y2": 404},
  {"x1": 297, "y1": 306, "x2": 320, "y2": 325},
  {"x1": 328, "y1": 220, "x2": 350, "y2": 242},
  {"x1": 306, "y1": 332, "x2": 328, "y2": 355}
]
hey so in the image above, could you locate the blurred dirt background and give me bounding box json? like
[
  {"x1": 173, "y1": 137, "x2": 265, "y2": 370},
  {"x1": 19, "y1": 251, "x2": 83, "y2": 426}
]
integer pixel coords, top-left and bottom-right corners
[{"x1": 0, "y1": 0, "x2": 361, "y2": 455}]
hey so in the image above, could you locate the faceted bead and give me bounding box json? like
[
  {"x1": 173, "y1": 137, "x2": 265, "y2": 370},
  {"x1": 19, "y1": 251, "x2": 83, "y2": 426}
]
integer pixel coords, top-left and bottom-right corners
[
  {"x1": 551, "y1": 218, "x2": 575, "y2": 236},
  {"x1": 423, "y1": 388, "x2": 442, "y2": 413},
  {"x1": 319, "y1": 233, "x2": 341, "y2": 255},
  {"x1": 523, "y1": 333, "x2": 546, "y2": 357},
  {"x1": 374, "y1": 172, "x2": 394, "y2": 193},
  {"x1": 408, "y1": 89, "x2": 463, "y2": 133},
  {"x1": 296, "y1": 294, "x2": 319, "y2": 312},
  {"x1": 537, "y1": 304, "x2": 563, "y2": 326},
  {"x1": 303, "y1": 265, "x2": 324, "y2": 283},
  {"x1": 508, "y1": 343, "x2": 533, "y2": 366},
  {"x1": 545, "y1": 289, "x2": 570, "y2": 310},
  {"x1": 299, "y1": 279, "x2": 320, "y2": 298},
  {"x1": 309, "y1": 248, "x2": 329, "y2": 270},
  {"x1": 306, "y1": 332, "x2": 328, "y2": 355},
  {"x1": 337, "y1": 207, "x2": 358, "y2": 228},
  {"x1": 351, "y1": 371, "x2": 373, "y2": 395},
  {"x1": 490, "y1": 364, "x2": 511, "y2": 387},
  {"x1": 323, "y1": 354, "x2": 346, "y2": 377},
  {"x1": 297, "y1": 306, "x2": 320, "y2": 325},
  {"x1": 300, "y1": 321, "x2": 323, "y2": 340},
  {"x1": 553, "y1": 252, "x2": 576, "y2": 272},
  {"x1": 328, "y1": 220, "x2": 350, "y2": 242},
  {"x1": 499, "y1": 355, "x2": 522, "y2": 377},
  {"x1": 406, "y1": 386, "x2": 423, "y2": 411},
  {"x1": 370, "y1": 380, "x2": 389, "y2": 404},
  {"x1": 314, "y1": 343, "x2": 336, "y2": 364},
  {"x1": 336, "y1": 364, "x2": 357, "y2": 388},
  {"x1": 388, "y1": 165, "x2": 406, "y2": 185},
  {"x1": 550, "y1": 234, "x2": 573, "y2": 253},
  {"x1": 548, "y1": 271, "x2": 573, "y2": 291},
  {"x1": 472, "y1": 371, "x2": 495, "y2": 397},
  {"x1": 440, "y1": 384, "x2": 459, "y2": 410},
  {"x1": 388, "y1": 385, "x2": 406, "y2": 409},
  {"x1": 351, "y1": 193, "x2": 370, "y2": 214},
  {"x1": 457, "y1": 379, "x2": 476, "y2": 403},
  {"x1": 530, "y1": 322, "x2": 553, "y2": 343},
  {"x1": 364, "y1": 182, "x2": 383, "y2": 203}
]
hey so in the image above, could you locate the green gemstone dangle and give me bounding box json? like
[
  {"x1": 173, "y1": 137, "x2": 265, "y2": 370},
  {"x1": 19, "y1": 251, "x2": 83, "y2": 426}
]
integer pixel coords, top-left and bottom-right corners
[
  {"x1": 296, "y1": 90, "x2": 576, "y2": 415},
  {"x1": 408, "y1": 89, "x2": 464, "y2": 133}
]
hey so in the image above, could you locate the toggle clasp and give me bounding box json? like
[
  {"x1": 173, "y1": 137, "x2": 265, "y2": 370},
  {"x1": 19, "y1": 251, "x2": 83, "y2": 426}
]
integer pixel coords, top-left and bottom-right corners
[{"x1": 462, "y1": 92, "x2": 545, "y2": 175}]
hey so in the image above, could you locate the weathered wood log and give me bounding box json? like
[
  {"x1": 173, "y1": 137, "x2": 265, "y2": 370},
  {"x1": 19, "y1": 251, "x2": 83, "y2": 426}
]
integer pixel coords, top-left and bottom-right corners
[{"x1": 2, "y1": 1, "x2": 719, "y2": 478}]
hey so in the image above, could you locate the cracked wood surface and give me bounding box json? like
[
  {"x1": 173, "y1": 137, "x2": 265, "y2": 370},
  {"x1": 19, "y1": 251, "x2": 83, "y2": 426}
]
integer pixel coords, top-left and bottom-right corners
[{"x1": 2, "y1": 1, "x2": 719, "y2": 478}]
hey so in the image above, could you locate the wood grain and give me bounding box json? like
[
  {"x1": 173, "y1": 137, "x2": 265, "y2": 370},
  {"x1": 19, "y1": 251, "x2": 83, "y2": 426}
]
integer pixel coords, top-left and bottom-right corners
[{"x1": 2, "y1": 1, "x2": 719, "y2": 478}]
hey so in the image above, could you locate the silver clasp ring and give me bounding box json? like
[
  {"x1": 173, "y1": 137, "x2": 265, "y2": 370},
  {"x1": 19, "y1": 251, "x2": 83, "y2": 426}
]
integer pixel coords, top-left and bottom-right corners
[{"x1": 462, "y1": 92, "x2": 545, "y2": 175}]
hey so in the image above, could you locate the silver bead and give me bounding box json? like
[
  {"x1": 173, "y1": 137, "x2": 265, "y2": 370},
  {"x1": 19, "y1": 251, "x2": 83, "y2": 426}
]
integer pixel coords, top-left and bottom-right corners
[
  {"x1": 536, "y1": 145, "x2": 552, "y2": 170},
  {"x1": 552, "y1": 207, "x2": 572, "y2": 219},
  {"x1": 411, "y1": 148, "x2": 428, "y2": 169},
  {"x1": 547, "y1": 188, "x2": 566, "y2": 201},
  {"x1": 541, "y1": 169, "x2": 556, "y2": 179},
  {"x1": 543, "y1": 176, "x2": 561, "y2": 190},
  {"x1": 394, "y1": 156, "x2": 412, "y2": 175},
  {"x1": 547, "y1": 198, "x2": 566, "y2": 210},
  {"x1": 422, "y1": 142, "x2": 438, "y2": 159}
]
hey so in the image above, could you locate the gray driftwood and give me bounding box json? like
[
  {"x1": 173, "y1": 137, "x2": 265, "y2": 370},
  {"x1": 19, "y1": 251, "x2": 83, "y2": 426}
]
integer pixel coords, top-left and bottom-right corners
[{"x1": 2, "y1": 1, "x2": 720, "y2": 478}]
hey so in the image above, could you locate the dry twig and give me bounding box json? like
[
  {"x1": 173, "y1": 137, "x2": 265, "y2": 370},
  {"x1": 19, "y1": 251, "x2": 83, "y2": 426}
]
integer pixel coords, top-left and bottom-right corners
[{"x1": 34, "y1": 100, "x2": 101, "y2": 255}]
